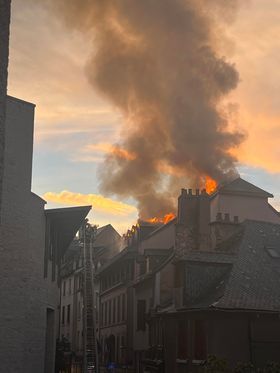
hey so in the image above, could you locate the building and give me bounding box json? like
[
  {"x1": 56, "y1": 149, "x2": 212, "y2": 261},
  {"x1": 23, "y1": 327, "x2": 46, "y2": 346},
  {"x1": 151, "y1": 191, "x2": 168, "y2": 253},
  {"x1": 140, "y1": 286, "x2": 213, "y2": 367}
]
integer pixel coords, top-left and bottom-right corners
[
  {"x1": 59, "y1": 224, "x2": 122, "y2": 368},
  {"x1": 133, "y1": 219, "x2": 176, "y2": 371},
  {"x1": 0, "y1": 6, "x2": 94, "y2": 372},
  {"x1": 97, "y1": 222, "x2": 159, "y2": 370},
  {"x1": 210, "y1": 177, "x2": 280, "y2": 224},
  {"x1": 162, "y1": 221, "x2": 280, "y2": 371},
  {"x1": 0, "y1": 0, "x2": 11, "y2": 212},
  {"x1": 0, "y1": 93, "x2": 91, "y2": 372},
  {"x1": 132, "y1": 179, "x2": 280, "y2": 372}
]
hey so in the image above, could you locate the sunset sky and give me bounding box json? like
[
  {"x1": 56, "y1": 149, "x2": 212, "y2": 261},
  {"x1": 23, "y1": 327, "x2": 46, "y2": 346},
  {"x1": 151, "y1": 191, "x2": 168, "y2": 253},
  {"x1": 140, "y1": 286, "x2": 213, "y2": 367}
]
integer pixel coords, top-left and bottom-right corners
[{"x1": 7, "y1": 0, "x2": 280, "y2": 233}]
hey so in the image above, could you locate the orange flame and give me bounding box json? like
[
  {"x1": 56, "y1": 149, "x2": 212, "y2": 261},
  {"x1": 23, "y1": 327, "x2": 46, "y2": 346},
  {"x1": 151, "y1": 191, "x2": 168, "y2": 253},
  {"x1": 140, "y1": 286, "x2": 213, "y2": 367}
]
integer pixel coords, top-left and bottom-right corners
[
  {"x1": 205, "y1": 176, "x2": 217, "y2": 194},
  {"x1": 147, "y1": 212, "x2": 176, "y2": 224}
]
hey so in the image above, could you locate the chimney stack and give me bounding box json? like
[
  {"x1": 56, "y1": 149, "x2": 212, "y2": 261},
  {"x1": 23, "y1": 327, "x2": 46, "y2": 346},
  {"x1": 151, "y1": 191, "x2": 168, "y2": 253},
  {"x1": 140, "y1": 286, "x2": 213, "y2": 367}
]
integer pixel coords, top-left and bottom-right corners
[
  {"x1": 210, "y1": 213, "x2": 241, "y2": 249},
  {"x1": 176, "y1": 188, "x2": 211, "y2": 256}
]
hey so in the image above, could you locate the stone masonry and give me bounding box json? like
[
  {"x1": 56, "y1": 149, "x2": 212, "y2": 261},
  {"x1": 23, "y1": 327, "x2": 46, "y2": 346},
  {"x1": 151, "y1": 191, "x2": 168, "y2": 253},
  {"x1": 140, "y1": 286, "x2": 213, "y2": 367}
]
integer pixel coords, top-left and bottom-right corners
[{"x1": 0, "y1": 0, "x2": 11, "y2": 216}]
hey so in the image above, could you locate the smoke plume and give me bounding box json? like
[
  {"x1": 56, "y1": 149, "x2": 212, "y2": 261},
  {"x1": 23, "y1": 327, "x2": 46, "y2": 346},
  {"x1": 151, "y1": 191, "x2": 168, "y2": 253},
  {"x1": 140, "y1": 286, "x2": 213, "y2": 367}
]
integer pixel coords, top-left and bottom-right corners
[{"x1": 44, "y1": 0, "x2": 244, "y2": 219}]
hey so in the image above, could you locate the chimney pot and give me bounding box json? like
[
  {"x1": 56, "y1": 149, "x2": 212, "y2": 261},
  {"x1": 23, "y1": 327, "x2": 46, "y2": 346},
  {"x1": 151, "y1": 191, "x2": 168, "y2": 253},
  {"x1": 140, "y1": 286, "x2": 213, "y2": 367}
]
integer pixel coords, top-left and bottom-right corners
[
  {"x1": 201, "y1": 189, "x2": 207, "y2": 195},
  {"x1": 181, "y1": 188, "x2": 187, "y2": 197},
  {"x1": 224, "y1": 213, "x2": 230, "y2": 222},
  {"x1": 216, "y1": 212, "x2": 222, "y2": 221},
  {"x1": 196, "y1": 189, "x2": 200, "y2": 196},
  {"x1": 234, "y1": 216, "x2": 239, "y2": 223},
  {"x1": 188, "y1": 189, "x2": 192, "y2": 195}
]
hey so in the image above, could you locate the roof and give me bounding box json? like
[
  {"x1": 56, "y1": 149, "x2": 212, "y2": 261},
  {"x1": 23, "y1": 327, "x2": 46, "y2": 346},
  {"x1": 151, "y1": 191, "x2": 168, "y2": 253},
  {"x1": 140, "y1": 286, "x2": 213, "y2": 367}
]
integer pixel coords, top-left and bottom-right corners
[
  {"x1": 183, "y1": 220, "x2": 280, "y2": 312},
  {"x1": 93, "y1": 224, "x2": 121, "y2": 248},
  {"x1": 134, "y1": 249, "x2": 174, "y2": 287},
  {"x1": 7, "y1": 95, "x2": 36, "y2": 107},
  {"x1": 95, "y1": 246, "x2": 136, "y2": 275},
  {"x1": 144, "y1": 218, "x2": 176, "y2": 240},
  {"x1": 213, "y1": 177, "x2": 273, "y2": 199},
  {"x1": 45, "y1": 205, "x2": 91, "y2": 258},
  {"x1": 96, "y1": 224, "x2": 110, "y2": 236}
]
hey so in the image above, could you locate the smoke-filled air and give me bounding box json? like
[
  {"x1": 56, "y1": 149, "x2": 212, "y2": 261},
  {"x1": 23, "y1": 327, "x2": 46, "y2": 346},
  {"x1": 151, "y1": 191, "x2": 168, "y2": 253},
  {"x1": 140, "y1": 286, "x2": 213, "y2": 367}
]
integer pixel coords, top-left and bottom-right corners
[{"x1": 43, "y1": 0, "x2": 244, "y2": 220}]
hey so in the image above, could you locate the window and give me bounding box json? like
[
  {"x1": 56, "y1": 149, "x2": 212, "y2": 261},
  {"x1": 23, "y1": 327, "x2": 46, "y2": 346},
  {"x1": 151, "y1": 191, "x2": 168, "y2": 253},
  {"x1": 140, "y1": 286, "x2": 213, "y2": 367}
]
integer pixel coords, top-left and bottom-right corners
[
  {"x1": 177, "y1": 320, "x2": 188, "y2": 359},
  {"x1": 137, "y1": 299, "x2": 146, "y2": 331},
  {"x1": 100, "y1": 303, "x2": 103, "y2": 326},
  {"x1": 69, "y1": 279, "x2": 72, "y2": 295},
  {"x1": 113, "y1": 298, "x2": 116, "y2": 324},
  {"x1": 63, "y1": 281, "x2": 66, "y2": 296},
  {"x1": 194, "y1": 320, "x2": 207, "y2": 360},
  {"x1": 116, "y1": 335, "x2": 120, "y2": 363},
  {"x1": 139, "y1": 259, "x2": 146, "y2": 276},
  {"x1": 49, "y1": 243, "x2": 54, "y2": 260},
  {"x1": 109, "y1": 300, "x2": 112, "y2": 325},
  {"x1": 104, "y1": 302, "x2": 108, "y2": 326},
  {"x1": 67, "y1": 304, "x2": 71, "y2": 324},
  {"x1": 77, "y1": 331, "x2": 80, "y2": 350},
  {"x1": 266, "y1": 247, "x2": 280, "y2": 258},
  {"x1": 122, "y1": 294, "x2": 126, "y2": 321},
  {"x1": 78, "y1": 301, "x2": 81, "y2": 320},
  {"x1": 121, "y1": 335, "x2": 125, "y2": 359},
  {"x1": 79, "y1": 274, "x2": 83, "y2": 290},
  {"x1": 61, "y1": 306, "x2": 65, "y2": 324},
  {"x1": 117, "y1": 296, "x2": 120, "y2": 323}
]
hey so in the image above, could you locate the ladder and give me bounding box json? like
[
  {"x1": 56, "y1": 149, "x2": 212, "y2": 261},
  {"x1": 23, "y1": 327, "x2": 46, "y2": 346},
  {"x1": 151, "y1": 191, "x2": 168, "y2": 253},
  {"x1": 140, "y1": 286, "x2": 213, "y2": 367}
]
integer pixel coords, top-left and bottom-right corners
[{"x1": 82, "y1": 221, "x2": 99, "y2": 373}]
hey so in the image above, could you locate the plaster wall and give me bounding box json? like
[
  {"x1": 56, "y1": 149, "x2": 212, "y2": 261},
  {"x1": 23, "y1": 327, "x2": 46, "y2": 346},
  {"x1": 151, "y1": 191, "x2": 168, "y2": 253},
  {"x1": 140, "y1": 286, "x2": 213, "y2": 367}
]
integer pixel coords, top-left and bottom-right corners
[
  {"x1": 139, "y1": 221, "x2": 175, "y2": 255},
  {"x1": 211, "y1": 194, "x2": 280, "y2": 224},
  {"x1": 133, "y1": 281, "x2": 153, "y2": 351}
]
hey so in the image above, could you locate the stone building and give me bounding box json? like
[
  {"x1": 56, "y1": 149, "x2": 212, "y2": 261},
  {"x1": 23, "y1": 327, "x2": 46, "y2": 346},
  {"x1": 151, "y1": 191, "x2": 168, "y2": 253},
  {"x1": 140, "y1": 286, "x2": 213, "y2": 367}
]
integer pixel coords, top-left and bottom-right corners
[
  {"x1": 0, "y1": 5, "x2": 93, "y2": 372},
  {"x1": 97, "y1": 222, "x2": 159, "y2": 370},
  {"x1": 132, "y1": 179, "x2": 280, "y2": 372},
  {"x1": 210, "y1": 177, "x2": 280, "y2": 224},
  {"x1": 59, "y1": 223, "x2": 122, "y2": 363},
  {"x1": 0, "y1": 0, "x2": 11, "y2": 212},
  {"x1": 0, "y1": 93, "x2": 91, "y2": 372}
]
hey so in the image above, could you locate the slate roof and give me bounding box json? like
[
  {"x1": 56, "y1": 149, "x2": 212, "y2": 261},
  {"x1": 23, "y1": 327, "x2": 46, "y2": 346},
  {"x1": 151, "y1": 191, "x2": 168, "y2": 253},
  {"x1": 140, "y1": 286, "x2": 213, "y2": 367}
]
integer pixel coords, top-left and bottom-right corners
[
  {"x1": 95, "y1": 246, "x2": 136, "y2": 275},
  {"x1": 45, "y1": 205, "x2": 91, "y2": 258},
  {"x1": 134, "y1": 249, "x2": 174, "y2": 287},
  {"x1": 213, "y1": 177, "x2": 273, "y2": 198},
  {"x1": 184, "y1": 220, "x2": 280, "y2": 312}
]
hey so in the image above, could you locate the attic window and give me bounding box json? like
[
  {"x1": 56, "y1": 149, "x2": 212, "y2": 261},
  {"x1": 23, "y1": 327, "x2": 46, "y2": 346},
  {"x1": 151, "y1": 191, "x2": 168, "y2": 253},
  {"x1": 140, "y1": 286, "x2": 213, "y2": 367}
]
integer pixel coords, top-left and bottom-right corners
[{"x1": 266, "y1": 247, "x2": 280, "y2": 258}]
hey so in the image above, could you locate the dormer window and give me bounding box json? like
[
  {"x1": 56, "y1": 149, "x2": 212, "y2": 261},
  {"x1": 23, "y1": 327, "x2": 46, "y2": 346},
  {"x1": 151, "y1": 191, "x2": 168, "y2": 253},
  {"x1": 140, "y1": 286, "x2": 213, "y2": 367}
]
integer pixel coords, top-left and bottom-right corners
[{"x1": 266, "y1": 247, "x2": 280, "y2": 258}]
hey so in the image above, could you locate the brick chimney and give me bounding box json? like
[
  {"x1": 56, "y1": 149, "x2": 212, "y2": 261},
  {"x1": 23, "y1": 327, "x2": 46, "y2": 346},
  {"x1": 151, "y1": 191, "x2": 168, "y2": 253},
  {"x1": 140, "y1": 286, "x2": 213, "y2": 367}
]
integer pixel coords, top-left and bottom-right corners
[
  {"x1": 210, "y1": 213, "x2": 240, "y2": 249},
  {"x1": 176, "y1": 188, "x2": 211, "y2": 257}
]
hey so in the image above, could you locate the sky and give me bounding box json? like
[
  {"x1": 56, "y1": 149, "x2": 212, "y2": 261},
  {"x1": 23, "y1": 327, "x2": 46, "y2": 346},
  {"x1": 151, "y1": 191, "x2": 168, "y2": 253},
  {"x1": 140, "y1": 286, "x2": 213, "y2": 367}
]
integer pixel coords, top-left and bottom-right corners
[{"x1": 7, "y1": 0, "x2": 280, "y2": 233}]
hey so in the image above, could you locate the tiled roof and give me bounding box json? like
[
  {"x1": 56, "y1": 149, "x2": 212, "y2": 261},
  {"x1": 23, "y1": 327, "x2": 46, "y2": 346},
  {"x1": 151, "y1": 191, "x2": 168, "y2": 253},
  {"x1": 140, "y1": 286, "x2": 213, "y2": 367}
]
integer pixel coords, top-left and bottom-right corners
[{"x1": 184, "y1": 220, "x2": 280, "y2": 312}]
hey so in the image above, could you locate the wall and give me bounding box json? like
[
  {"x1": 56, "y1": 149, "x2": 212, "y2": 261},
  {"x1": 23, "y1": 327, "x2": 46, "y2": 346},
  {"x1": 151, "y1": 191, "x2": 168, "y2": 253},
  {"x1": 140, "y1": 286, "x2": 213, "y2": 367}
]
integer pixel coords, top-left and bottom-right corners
[
  {"x1": 207, "y1": 318, "x2": 250, "y2": 367},
  {"x1": 250, "y1": 318, "x2": 280, "y2": 367},
  {"x1": 133, "y1": 280, "x2": 153, "y2": 351},
  {"x1": 0, "y1": 97, "x2": 59, "y2": 373},
  {"x1": 211, "y1": 194, "x2": 280, "y2": 224},
  {"x1": 139, "y1": 221, "x2": 175, "y2": 255},
  {"x1": 0, "y1": 0, "x2": 11, "y2": 213},
  {"x1": 99, "y1": 286, "x2": 128, "y2": 365}
]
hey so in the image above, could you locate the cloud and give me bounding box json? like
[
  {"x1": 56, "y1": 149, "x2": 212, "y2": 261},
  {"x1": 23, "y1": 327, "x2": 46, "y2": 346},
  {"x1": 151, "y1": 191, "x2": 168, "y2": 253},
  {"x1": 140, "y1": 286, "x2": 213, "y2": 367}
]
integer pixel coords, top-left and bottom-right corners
[
  {"x1": 226, "y1": 0, "x2": 280, "y2": 173},
  {"x1": 9, "y1": 0, "x2": 280, "y2": 213},
  {"x1": 43, "y1": 190, "x2": 137, "y2": 216},
  {"x1": 9, "y1": 0, "x2": 120, "y2": 143}
]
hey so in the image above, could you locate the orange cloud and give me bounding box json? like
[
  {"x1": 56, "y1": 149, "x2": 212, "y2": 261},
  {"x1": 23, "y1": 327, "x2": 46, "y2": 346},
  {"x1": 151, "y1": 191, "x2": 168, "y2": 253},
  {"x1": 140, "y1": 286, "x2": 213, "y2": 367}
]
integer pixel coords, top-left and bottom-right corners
[
  {"x1": 79, "y1": 143, "x2": 137, "y2": 162},
  {"x1": 43, "y1": 190, "x2": 137, "y2": 216},
  {"x1": 231, "y1": 110, "x2": 280, "y2": 173}
]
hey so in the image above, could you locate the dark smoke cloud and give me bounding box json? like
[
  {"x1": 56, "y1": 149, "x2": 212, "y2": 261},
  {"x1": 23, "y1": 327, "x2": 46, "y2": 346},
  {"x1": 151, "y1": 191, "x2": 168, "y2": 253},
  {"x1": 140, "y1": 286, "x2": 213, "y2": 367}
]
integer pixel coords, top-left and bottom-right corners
[{"x1": 43, "y1": 0, "x2": 244, "y2": 219}]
